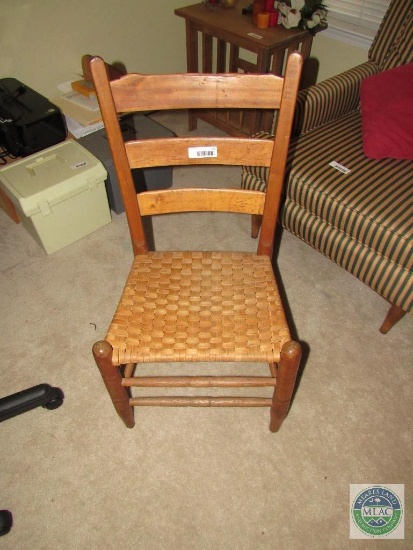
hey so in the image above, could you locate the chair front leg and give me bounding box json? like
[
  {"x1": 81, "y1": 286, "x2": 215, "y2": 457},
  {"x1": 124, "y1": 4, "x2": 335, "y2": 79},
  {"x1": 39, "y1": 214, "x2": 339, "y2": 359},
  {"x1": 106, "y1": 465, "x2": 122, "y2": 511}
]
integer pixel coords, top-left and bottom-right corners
[
  {"x1": 92, "y1": 340, "x2": 135, "y2": 428},
  {"x1": 269, "y1": 340, "x2": 302, "y2": 432},
  {"x1": 379, "y1": 304, "x2": 406, "y2": 334}
]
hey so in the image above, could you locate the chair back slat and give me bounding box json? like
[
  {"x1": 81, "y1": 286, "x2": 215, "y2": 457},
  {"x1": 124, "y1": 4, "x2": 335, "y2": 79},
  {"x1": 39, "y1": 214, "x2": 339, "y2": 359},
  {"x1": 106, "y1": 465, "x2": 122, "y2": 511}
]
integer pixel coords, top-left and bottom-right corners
[
  {"x1": 125, "y1": 137, "x2": 274, "y2": 168},
  {"x1": 137, "y1": 188, "x2": 265, "y2": 216},
  {"x1": 111, "y1": 73, "x2": 284, "y2": 113}
]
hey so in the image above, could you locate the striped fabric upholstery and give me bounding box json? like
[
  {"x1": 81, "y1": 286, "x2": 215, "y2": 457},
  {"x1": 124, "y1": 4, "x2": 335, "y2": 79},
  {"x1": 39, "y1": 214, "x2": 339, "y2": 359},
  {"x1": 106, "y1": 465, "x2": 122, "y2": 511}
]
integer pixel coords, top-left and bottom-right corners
[
  {"x1": 283, "y1": 112, "x2": 413, "y2": 312},
  {"x1": 283, "y1": 204, "x2": 412, "y2": 312},
  {"x1": 242, "y1": 117, "x2": 413, "y2": 311},
  {"x1": 241, "y1": 60, "x2": 378, "y2": 187},
  {"x1": 292, "y1": 61, "x2": 377, "y2": 136},
  {"x1": 369, "y1": 0, "x2": 413, "y2": 71},
  {"x1": 241, "y1": 0, "x2": 413, "y2": 314}
]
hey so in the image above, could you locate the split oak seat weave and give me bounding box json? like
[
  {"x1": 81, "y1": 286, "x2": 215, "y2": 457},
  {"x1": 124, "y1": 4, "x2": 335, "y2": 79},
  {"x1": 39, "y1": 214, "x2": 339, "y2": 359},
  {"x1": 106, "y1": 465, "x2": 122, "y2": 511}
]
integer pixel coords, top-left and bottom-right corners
[
  {"x1": 107, "y1": 252, "x2": 290, "y2": 365},
  {"x1": 90, "y1": 52, "x2": 303, "y2": 431}
]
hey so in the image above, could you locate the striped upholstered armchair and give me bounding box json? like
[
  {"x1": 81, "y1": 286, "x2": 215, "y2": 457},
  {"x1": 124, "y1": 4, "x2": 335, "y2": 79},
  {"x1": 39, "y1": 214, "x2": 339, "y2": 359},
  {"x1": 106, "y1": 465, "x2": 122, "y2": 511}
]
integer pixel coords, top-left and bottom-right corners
[{"x1": 241, "y1": 0, "x2": 413, "y2": 333}]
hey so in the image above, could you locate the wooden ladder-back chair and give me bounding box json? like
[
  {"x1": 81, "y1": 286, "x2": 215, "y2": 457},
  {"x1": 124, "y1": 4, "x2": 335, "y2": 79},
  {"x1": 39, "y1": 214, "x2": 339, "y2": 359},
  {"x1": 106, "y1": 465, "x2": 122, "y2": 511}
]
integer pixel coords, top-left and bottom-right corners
[{"x1": 90, "y1": 53, "x2": 303, "y2": 432}]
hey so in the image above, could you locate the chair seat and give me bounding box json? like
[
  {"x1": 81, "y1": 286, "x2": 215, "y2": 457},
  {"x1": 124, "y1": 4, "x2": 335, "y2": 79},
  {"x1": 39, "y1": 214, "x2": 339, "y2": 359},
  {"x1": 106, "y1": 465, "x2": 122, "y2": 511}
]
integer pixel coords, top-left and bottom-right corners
[{"x1": 106, "y1": 251, "x2": 291, "y2": 366}]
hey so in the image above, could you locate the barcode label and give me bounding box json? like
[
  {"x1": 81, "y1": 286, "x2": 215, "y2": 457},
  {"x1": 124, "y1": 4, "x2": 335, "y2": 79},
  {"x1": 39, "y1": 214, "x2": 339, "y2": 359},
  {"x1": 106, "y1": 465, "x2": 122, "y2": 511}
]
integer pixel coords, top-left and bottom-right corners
[
  {"x1": 188, "y1": 146, "x2": 218, "y2": 159},
  {"x1": 71, "y1": 161, "x2": 88, "y2": 169},
  {"x1": 329, "y1": 161, "x2": 351, "y2": 174}
]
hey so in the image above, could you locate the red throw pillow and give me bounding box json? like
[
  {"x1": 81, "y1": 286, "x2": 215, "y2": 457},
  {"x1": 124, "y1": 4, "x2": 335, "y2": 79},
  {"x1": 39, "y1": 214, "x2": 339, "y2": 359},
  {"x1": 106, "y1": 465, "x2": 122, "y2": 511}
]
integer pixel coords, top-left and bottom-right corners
[{"x1": 360, "y1": 63, "x2": 413, "y2": 160}]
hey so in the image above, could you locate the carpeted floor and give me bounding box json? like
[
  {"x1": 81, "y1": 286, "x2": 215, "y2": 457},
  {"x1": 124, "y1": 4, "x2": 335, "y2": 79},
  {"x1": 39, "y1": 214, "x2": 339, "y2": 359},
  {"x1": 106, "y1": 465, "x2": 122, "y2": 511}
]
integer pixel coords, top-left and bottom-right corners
[{"x1": 0, "y1": 112, "x2": 411, "y2": 549}]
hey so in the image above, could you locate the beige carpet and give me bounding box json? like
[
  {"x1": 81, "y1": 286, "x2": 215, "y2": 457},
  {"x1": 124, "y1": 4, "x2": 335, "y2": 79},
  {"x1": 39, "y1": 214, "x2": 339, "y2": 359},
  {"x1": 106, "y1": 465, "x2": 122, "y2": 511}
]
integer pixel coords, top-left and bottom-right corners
[{"x1": 0, "y1": 112, "x2": 412, "y2": 549}]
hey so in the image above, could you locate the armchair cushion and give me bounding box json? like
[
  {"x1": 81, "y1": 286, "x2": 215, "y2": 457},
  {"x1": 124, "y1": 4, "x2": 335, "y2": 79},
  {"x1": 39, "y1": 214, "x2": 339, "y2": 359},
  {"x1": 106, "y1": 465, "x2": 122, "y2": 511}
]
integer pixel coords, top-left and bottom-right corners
[{"x1": 361, "y1": 63, "x2": 413, "y2": 160}]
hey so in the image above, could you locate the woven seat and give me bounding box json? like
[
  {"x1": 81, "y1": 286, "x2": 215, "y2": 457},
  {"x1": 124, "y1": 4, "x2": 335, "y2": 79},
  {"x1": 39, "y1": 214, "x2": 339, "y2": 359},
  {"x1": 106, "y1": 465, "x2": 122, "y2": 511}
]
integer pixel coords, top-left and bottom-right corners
[
  {"x1": 107, "y1": 252, "x2": 290, "y2": 365},
  {"x1": 90, "y1": 53, "x2": 303, "y2": 431}
]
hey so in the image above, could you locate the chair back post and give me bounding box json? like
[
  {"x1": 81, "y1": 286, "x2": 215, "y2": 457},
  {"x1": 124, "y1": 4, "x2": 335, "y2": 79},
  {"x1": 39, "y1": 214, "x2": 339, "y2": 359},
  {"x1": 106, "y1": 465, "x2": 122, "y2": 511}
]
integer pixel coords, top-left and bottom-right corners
[
  {"x1": 90, "y1": 56, "x2": 148, "y2": 255},
  {"x1": 258, "y1": 52, "x2": 303, "y2": 257},
  {"x1": 82, "y1": 54, "x2": 125, "y2": 84}
]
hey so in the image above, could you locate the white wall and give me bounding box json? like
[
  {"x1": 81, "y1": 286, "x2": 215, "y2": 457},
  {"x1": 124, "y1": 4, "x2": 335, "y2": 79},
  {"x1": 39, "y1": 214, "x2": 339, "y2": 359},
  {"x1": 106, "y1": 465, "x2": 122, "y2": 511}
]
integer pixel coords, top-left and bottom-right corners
[
  {"x1": 0, "y1": 1, "x2": 368, "y2": 100},
  {"x1": 0, "y1": 0, "x2": 188, "y2": 98},
  {"x1": 310, "y1": 34, "x2": 369, "y2": 83}
]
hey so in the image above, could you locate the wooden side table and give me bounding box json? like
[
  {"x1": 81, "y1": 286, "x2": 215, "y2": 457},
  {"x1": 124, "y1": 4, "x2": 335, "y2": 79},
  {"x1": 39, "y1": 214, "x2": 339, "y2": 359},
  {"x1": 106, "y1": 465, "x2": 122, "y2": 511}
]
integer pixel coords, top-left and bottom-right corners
[{"x1": 175, "y1": 1, "x2": 314, "y2": 136}]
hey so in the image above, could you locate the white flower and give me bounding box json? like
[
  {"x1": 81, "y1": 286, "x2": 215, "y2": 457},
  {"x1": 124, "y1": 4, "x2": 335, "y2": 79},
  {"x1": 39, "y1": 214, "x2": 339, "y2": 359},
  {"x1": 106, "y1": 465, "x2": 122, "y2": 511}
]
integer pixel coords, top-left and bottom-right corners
[
  {"x1": 276, "y1": 1, "x2": 327, "y2": 30},
  {"x1": 290, "y1": 0, "x2": 305, "y2": 11},
  {"x1": 306, "y1": 13, "x2": 320, "y2": 28},
  {"x1": 275, "y1": 2, "x2": 289, "y2": 16},
  {"x1": 281, "y1": 7, "x2": 302, "y2": 28},
  {"x1": 306, "y1": 9, "x2": 328, "y2": 28}
]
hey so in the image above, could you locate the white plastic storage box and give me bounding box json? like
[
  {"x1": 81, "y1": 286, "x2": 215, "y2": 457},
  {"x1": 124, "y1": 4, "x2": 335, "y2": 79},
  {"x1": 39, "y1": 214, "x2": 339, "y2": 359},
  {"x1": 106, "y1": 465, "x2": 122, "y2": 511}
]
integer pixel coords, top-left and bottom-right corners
[{"x1": 0, "y1": 140, "x2": 111, "y2": 254}]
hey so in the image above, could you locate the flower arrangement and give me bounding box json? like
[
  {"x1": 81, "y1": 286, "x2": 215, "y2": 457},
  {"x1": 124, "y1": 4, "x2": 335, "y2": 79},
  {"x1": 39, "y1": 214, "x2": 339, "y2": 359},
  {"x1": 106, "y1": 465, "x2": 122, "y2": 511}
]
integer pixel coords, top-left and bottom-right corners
[{"x1": 275, "y1": 1, "x2": 328, "y2": 34}]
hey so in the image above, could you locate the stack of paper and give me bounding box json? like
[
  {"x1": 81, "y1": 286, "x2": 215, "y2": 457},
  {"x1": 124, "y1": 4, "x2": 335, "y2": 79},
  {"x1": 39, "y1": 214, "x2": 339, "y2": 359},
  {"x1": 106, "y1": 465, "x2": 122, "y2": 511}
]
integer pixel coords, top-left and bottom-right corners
[
  {"x1": 64, "y1": 116, "x2": 104, "y2": 139},
  {"x1": 53, "y1": 81, "x2": 103, "y2": 138}
]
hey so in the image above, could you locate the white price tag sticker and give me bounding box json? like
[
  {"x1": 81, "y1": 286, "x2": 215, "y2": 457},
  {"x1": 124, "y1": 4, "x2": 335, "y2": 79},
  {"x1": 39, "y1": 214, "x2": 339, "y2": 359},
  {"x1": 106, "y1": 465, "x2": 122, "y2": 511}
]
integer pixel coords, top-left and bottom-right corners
[
  {"x1": 188, "y1": 146, "x2": 218, "y2": 159},
  {"x1": 329, "y1": 161, "x2": 351, "y2": 174}
]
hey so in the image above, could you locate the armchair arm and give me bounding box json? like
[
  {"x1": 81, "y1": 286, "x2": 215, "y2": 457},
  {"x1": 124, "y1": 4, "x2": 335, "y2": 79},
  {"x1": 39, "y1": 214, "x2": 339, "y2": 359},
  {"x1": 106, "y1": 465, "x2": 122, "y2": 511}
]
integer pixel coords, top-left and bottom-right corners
[{"x1": 292, "y1": 61, "x2": 378, "y2": 136}]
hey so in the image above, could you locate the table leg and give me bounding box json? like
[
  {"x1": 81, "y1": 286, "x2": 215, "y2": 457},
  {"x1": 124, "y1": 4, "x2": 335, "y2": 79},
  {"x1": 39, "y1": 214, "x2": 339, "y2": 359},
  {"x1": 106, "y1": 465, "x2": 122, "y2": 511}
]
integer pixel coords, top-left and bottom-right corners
[
  {"x1": 217, "y1": 39, "x2": 227, "y2": 72},
  {"x1": 202, "y1": 34, "x2": 213, "y2": 72},
  {"x1": 252, "y1": 50, "x2": 273, "y2": 134},
  {"x1": 186, "y1": 20, "x2": 198, "y2": 131}
]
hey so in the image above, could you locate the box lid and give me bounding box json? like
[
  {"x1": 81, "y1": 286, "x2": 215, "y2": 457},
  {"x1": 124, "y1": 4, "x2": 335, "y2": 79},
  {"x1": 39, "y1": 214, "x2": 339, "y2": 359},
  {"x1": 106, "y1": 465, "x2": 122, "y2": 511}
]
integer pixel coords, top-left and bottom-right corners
[{"x1": 0, "y1": 140, "x2": 107, "y2": 216}]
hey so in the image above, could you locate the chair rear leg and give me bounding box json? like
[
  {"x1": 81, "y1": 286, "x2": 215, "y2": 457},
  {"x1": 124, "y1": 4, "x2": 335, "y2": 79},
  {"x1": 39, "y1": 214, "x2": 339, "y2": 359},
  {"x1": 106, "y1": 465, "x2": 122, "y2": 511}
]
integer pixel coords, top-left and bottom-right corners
[
  {"x1": 269, "y1": 340, "x2": 302, "y2": 432},
  {"x1": 92, "y1": 340, "x2": 135, "y2": 428},
  {"x1": 251, "y1": 214, "x2": 262, "y2": 238}
]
